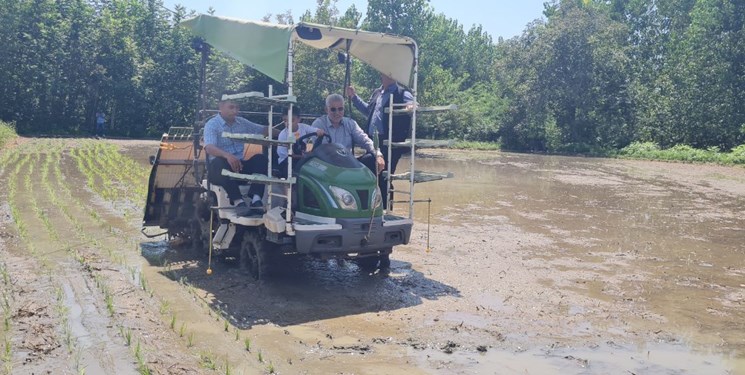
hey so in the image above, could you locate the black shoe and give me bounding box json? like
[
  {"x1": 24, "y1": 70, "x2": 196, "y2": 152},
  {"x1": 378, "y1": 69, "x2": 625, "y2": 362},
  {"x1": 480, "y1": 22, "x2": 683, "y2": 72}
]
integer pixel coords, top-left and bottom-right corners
[
  {"x1": 249, "y1": 200, "x2": 265, "y2": 213},
  {"x1": 234, "y1": 202, "x2": 252, "y2": 217},
  {"x1": 234, "y1": 201, "x2": 264, "y2": 217}
]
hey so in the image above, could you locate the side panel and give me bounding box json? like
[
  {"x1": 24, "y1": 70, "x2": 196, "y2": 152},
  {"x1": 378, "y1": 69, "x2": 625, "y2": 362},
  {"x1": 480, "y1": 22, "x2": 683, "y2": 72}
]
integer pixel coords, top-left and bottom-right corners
[
  {"x1": 142, "y1": 130, "x2": 265, "y2": 231},
  {"x1": 143, "y1": 131, "x2": 204, "y2": 230}
]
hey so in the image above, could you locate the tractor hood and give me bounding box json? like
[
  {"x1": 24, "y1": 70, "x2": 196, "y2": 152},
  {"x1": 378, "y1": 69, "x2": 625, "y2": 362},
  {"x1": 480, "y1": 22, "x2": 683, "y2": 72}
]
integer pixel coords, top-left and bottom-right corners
[{"x1": 180, "y1": 14, "x2": 416, "y2": 86}]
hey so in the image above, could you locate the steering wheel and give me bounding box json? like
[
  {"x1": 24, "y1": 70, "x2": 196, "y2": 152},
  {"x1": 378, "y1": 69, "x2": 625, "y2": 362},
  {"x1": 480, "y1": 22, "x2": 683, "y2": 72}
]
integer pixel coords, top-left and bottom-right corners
[{"x1": 293, "y1": 132, "x2": 332, "y2": 155}]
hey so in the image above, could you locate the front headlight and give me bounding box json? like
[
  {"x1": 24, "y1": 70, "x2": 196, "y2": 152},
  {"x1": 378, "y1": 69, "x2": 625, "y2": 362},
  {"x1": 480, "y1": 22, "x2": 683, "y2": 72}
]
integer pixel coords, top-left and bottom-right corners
[
  {"x1": 329, "y1": 186, "x2": 358, "y2": 210},
  {"x1": 372, "y1": 187, "x2": 382, "y2": 209}
]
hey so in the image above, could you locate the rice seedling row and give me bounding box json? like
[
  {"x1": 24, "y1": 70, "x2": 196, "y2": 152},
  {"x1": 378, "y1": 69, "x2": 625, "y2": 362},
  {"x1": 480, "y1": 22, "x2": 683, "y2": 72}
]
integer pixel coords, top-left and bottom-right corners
[
  {"x1": 171, "y1": 276, "x2": 275, "y2": 374},
  {"x1": 51, "y1": 150, "x2": 105, "y2": 226},
  {"x1": 0, "y1": 263, "x2": 13, "y2": 375},
  {"x1": 71, "y1": 146, "x2": 118, "y2": 201},
  {"x1": 92, "y1": 143, "x2": 149, "y2": 197},
  {"x1": 0, "y1": 152, "x2": 21, "y2": 181},
  {"x1": 71, "y1": 143, "x2": 146, "y2": 217},
  {"x1": 83, "y1": 142, "x2": 142, "y2": 200},
  {"x1": 2, "y1": 140, "x2": 221, "y2": 374},
  {"x1": 10, "y1": 143, "x2": 138, "y2": 372},
  {"x1": 7, "y1": 152, "x2": 43, "y2": 260},
  {"x1": 1, "y1": 152, "x2": 34, "y2": 374},
  {"x1": 2, "y1": 150, "x2": 79, "y2": 372}
]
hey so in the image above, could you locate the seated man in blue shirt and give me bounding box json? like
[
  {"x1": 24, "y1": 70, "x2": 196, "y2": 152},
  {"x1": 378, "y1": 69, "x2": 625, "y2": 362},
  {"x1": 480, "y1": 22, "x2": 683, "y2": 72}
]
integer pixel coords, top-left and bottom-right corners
[{"x1": 203, "y1": 95, "x2": 269, "y2": 216}]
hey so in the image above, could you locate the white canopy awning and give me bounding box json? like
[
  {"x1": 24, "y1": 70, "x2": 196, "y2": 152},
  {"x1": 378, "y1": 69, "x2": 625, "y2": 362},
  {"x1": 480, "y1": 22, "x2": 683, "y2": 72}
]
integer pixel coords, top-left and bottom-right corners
[{"x1": 180, "y1": 15, "x2": 416, "y2": 85}]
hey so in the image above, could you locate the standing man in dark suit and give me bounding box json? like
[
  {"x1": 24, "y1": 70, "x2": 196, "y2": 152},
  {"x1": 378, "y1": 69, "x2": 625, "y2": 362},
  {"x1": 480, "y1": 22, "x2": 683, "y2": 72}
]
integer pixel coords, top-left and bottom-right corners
[{"x1": 346, "y1": 74, "x2": 414, "y2": 208}]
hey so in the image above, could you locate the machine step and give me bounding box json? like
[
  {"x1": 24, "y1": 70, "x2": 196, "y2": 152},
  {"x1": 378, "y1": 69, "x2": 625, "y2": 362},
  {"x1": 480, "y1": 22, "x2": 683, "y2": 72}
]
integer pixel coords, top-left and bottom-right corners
[
  {"x1": 383, "y1": 139, "x2": 454, "y2": 148},
  {"x1": 384, "y1": 104, "x2": 458, "y2": 114},
  {"x1": 383, "y1": 170, "x2": 454, "y2": 183},
  {"x1": 221, "y1": 91, "x2": 297, "y2": 105},
  {"x1": 223, "y1": 132, "x2": 295, "y2": 147},
  {"x1": 222, "y1": 170, "x2": 296, "y2": 185}
]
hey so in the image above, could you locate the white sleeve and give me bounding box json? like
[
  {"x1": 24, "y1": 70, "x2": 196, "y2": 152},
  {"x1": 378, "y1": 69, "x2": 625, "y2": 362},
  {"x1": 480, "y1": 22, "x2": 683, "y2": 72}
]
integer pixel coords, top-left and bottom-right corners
[{"x1": 277, "y1": 129, "x2": 289, "y2": 163}]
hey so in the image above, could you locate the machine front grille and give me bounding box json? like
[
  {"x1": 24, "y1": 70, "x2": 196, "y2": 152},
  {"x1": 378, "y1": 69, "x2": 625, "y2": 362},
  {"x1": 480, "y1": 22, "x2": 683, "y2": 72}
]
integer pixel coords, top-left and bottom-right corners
[{"x1": 357, "y1": 189, "x2": 369, "y2": 210}]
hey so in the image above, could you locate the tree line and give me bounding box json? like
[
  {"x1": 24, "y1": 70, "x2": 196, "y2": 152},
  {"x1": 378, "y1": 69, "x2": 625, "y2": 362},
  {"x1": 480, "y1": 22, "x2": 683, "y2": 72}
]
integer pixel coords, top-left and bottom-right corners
[{"x1": 1, "y1": 0, "x2": 743, "y2": 153}]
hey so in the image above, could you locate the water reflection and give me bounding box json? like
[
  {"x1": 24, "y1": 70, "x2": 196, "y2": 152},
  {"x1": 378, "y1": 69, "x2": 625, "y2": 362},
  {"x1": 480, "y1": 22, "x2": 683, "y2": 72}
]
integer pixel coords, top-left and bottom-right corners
[
  {"x1": 137, "y1": 149, "x2": 745, "y2": 374},
  {"x1": 404, "y1": 152, "x2": 745, "y2": 367}
]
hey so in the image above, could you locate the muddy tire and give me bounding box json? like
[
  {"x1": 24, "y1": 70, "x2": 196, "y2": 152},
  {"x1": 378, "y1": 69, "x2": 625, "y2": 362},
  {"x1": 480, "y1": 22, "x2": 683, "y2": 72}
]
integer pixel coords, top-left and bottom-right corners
[
  {"x1": 189, "y1": 219, "x2": 207, "y2": 258},
  {"x1": 355, "y1": 249, "x2": 392, "y2": 273},
  {"x1": 379, "y1": 253, "x2": 391, "y2": 270},
  {"x1": 191, "y1": 192, "x2": 217, "y2": 258},
  {"x1": 240, "y1": 229, "x2": 276, "y2": 280},
  {"x1": 355, "y1": 256, "x2": 379, "y2": 273}
]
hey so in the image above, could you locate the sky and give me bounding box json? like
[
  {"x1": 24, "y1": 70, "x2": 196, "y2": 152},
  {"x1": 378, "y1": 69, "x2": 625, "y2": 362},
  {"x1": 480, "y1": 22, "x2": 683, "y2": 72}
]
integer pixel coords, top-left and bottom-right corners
[{"x1": 162, "y1": 0, "x2": 547, "y2": 40}]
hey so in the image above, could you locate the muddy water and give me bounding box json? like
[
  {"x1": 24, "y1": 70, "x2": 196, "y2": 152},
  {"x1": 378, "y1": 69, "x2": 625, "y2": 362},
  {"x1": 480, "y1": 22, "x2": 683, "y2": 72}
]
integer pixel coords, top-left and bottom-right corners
[
  {"x1": 403, "y1": 152, "x2": 745, "y2": 373},
  {"x1": 137, "y1": 148, "x2": 745, "y2": 374}
]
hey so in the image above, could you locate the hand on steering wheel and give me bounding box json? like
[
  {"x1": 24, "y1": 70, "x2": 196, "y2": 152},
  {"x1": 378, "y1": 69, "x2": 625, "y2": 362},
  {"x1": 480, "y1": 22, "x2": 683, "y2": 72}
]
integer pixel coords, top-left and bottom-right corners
[{"x1": 294, "y1": 132, "x2": 332, "y2": 155}]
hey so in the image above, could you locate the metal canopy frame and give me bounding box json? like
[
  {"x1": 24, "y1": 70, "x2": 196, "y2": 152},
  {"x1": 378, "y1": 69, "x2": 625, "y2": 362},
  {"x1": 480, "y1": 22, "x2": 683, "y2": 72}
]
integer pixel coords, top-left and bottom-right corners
[{"x1": 182, "y1": 14, "x2": 420, "y2": 222}]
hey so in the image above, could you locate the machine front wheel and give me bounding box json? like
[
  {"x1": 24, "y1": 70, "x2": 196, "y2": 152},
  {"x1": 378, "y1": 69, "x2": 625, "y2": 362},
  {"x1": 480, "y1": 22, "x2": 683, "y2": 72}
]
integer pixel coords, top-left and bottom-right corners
[
  {"x1": 189, "y1": 218, "x2": 207, "y2": 258},
  {"x1": 240, "y1": 229, "x2": 275, "y2": 280},
  {"x1": 355, "y1": 248, "x2": 392, "y2": 273},
  {"x1": 355, "y1": 256, "x2": 379, "y2": 273}
]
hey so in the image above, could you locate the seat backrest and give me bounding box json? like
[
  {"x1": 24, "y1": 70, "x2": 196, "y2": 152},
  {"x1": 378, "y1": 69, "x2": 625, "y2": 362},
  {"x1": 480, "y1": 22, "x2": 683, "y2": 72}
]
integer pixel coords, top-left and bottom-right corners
[
  {"x1": 202, "y1": 179, "x2": 251, "y2": 208},
  {"x1": 204, "y1": 181, "x2": 231, "y2": 208},
  {"x1": 243, "y1": 144, "x2": 263, "y2": 160}
]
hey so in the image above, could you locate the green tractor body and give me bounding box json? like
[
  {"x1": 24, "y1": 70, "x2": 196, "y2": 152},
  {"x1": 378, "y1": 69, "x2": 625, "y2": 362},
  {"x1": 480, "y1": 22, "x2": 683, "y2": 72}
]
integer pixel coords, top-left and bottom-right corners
[{"x1": 291, "y1": 143, "x2": 411, "y2": 255}]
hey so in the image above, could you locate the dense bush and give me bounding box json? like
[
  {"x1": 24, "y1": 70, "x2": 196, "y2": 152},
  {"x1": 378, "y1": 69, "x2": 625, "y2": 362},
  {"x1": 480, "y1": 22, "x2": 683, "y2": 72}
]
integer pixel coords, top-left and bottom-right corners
[
  {"x1": 619, "y1": 141, "x2": 745, "y2": 165},
  {"x1": 0, "y1": 121, "x2": 17, "y2": 149}
]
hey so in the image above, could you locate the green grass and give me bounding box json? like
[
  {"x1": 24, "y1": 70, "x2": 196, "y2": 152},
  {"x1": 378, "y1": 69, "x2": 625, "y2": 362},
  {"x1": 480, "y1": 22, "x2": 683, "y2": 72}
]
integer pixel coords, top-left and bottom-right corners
[
  {"x1": 0, "y1": 121, "x2": 16, "y2": 150},
  {"x1": 618, "y1": 142, "x2": 745, "y2": 165},
  {"x1": 200, "y1": 352, "x2": 217, "y2": 370},
  {"x1": 449, "y1": 139, "x2": 745, "y2": 166},
  {"x1": 3, "y1": 338, "x2": 12, "y2": 374},
  {"x1": 451, "y1": 140, "x2": 501, "y2": 151}
]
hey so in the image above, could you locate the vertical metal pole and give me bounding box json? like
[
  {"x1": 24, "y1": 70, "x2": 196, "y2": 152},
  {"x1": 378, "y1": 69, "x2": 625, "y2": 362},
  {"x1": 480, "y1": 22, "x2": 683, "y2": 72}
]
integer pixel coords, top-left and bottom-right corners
[
  {"x1": 207, "y1": 208, "x2": 214, "y2": 274},
  {"x1": 386, "y1": 94, "x2": 394, "y2": 213},
  {"x1": 344, "y1": 40, "x2": 352, "y2": 114},
  {"x1": 285, "y1": 39, "x2": 295, "y2": 235},
  {"x1": 426, "y1": 198, "x2": 431, "y2": 252},
  {"x1": 194, "y1": 41, "x2": 209, "y2": 183},
  {"x1": 409, "y1": 42, "x2": 418, "y2": 219},
  {"x1": 267, "y1": 85, "x2": 274, "y2": 209}
]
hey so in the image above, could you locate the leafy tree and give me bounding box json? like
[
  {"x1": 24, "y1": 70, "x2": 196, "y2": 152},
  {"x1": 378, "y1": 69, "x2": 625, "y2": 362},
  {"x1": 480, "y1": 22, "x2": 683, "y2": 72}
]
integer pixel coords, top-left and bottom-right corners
[
  {"x1": 664, "y1": 0, "x2": 745, "y2": 149},
  {"x1": 0, "y1": 0, "x2": 742, "y2": 155},
  {"x1": 499, "y1": 0, "x2": 632, "y2": 151}
]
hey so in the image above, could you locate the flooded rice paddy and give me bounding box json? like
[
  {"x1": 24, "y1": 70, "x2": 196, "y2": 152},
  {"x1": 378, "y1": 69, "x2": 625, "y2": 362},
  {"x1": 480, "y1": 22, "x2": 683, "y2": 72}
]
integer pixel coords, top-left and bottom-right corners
[{"x1": 0, "y1": 139, "x2": 743, "y2": 374}]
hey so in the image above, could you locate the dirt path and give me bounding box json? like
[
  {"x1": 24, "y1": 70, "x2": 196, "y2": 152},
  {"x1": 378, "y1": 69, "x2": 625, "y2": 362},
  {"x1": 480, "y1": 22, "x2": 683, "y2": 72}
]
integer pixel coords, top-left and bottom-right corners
[{"x1": 1, "y1": 139, "x2": 744, "y2": 374}]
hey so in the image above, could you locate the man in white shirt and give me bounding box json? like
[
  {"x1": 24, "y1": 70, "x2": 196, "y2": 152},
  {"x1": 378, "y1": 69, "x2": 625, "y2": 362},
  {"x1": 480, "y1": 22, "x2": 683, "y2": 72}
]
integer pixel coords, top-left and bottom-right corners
[{"x1": 276, "y1": 106, "x2": 324, "y2": 178}]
